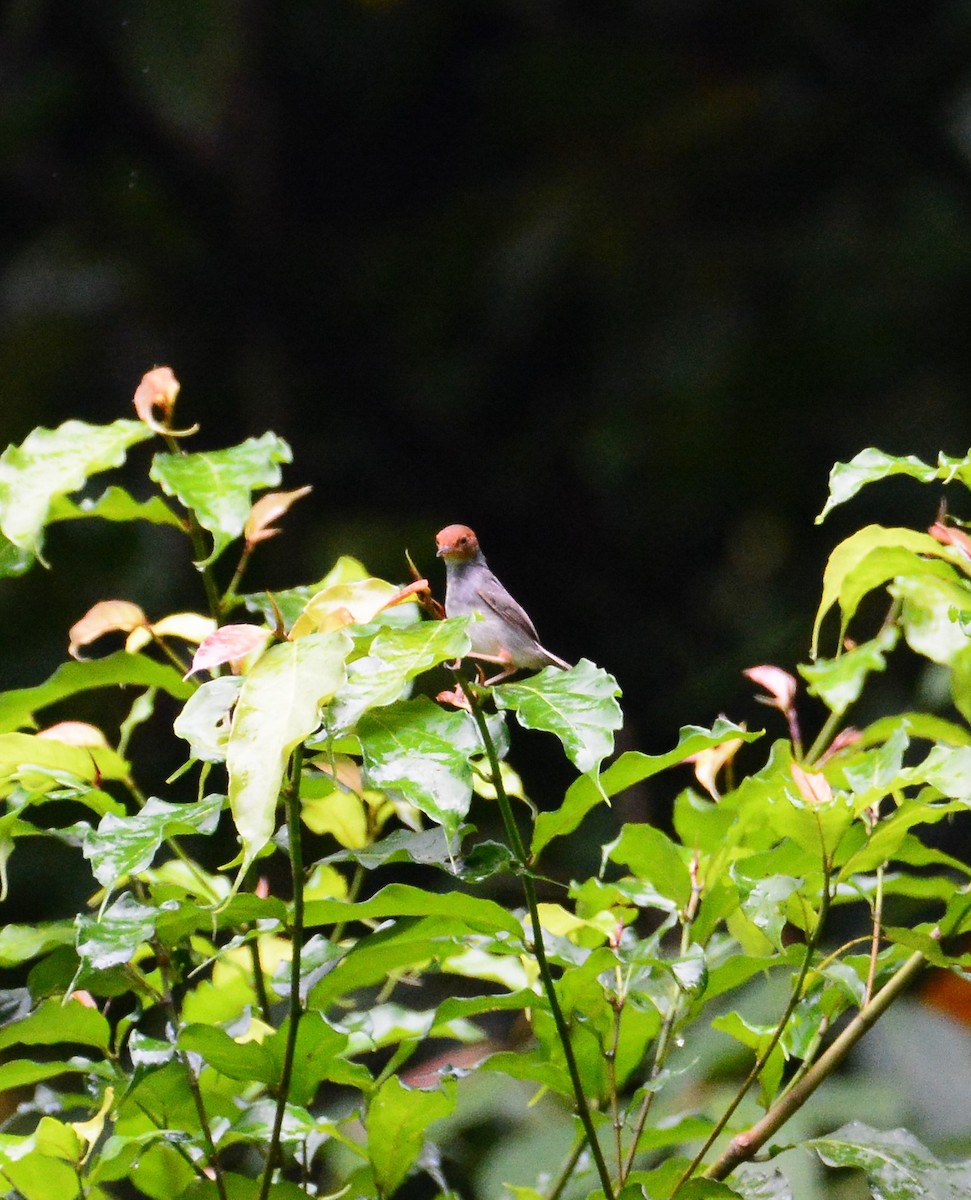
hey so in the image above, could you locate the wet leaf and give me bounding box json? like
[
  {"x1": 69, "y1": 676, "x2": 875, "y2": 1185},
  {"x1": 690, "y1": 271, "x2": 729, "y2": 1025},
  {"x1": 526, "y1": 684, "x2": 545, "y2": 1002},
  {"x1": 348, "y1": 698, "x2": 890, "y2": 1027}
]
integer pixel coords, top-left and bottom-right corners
[
  {"x1": 0, "y1": 417, "x2": 153, "y2": 573},
  {"x1": 325, "y1": 617, "x2": 471, "y2": 735},
  {"x1": 494, "y1": 658, "x2": 622, "y2": 776},
  {"x1": 358, "y1": 697, "x2": 486, "y2": 842},
  {"x1": 816, "y1": 448, "x2": 940, "y2": 524},
  {"x1": 227, "y1": 631, "x2": 350, "y2": 873},
  {"x1": 83, "y1": 794, "x2": 223, "y2": 887},
  {"x1": 532, "y1": 717, "x2": 760, "y2": 857},
  {"x1": 809, "y1": 1121, "x2": 971, "y2": 1198},
  {"x1": 150, "y1": 432, "x2": 291, "y2": 564},
  {"x1": 173, "y1": 676, "x2": 242, "y2": 762}
]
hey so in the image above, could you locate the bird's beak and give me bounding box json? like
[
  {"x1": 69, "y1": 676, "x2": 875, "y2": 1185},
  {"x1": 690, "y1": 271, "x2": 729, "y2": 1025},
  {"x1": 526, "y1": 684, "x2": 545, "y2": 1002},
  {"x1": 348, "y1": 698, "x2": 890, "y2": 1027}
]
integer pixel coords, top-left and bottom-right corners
[{"x1": 436, "y1": 545, "x2": 447, "y2": 558}]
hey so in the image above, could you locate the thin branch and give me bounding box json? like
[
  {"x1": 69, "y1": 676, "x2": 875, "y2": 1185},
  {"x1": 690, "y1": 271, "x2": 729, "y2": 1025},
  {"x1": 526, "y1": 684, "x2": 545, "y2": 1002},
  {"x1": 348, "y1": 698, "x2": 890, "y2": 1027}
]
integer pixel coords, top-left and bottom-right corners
[
  {"x1": 621, "y1": 851, "x2": 703, "y2": 1182},
  {"x1": 155, "y1": 941, "x2": 228, "y2": 1200},
  {"x1": 457, "y1": 671, "x2": 616, "y2": 1200},
  {"x1": 864, "y1": 865, "x2": 885, "y2": 1005},
  {"x1": 705, "y1": 945, "x2": 930, "y2": 1181},
  {"x1": 258, "y1": 743, "x2": 307, "y2": 1200},
  {"x1": 672, "y1": 868, "x2": 832, "y2": 1195}
]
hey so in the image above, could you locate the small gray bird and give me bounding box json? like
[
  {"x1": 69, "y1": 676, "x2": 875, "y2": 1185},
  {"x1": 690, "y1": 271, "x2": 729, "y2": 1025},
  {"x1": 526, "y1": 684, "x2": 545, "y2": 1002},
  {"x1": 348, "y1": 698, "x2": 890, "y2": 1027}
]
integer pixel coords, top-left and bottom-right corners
[{"x1": 436, "y1": 524, "x2": 571, "y2": 684}]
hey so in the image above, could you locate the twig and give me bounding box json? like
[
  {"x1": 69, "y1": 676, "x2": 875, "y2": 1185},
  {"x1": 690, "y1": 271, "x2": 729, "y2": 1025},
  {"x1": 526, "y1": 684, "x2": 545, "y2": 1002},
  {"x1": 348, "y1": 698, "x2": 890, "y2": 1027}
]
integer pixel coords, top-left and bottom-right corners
[
  {"x1": 258, "y1": 744, "x2": 306, "y2": 1200},
  {"x1": 671, "y1": 868, "x2": 832, "y2": 1195},
  {"x1": 705, "y1": 945, "x2": 930, "y2": 1181},
  {"x1": 457, "y1": 671, "x2": 616, "y2": 1200}
]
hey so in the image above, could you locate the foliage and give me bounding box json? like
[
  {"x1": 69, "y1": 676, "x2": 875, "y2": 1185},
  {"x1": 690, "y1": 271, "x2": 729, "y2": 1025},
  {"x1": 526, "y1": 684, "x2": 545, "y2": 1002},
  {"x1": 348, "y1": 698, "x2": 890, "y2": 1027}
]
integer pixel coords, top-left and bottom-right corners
[{"x1": 1, "y1": 376, "x2": 971, "y2": 1200}]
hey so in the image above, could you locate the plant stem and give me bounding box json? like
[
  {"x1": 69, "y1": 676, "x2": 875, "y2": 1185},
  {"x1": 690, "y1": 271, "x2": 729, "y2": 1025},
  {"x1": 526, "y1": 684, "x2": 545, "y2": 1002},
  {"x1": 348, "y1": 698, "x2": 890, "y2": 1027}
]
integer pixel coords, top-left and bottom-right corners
[
  {"x1": 162, "y1": 431, "x2": 223, "y2": 620},
  {"x1": 864, "y1": 865, "x2": 885, "y2": 1005},
  {"x1": 672, "y1": 871, "x2": 832, "y2": 1195},
  {"x1": 155, "y1": 942, "x2": 228, "y2": 1200},
  {"x1": 620, "y1": 853, "x2": 702, "y2": 1182},
  {"x1": 258, "y1": 744, "x2": 306, "y2": 1200},
  {"x1": 804, "y1": 709, "x2": 844, "y2": 766},
  {"x1": 545, "y1": 1137, "x2": 587, "y2": 1200},
  {"x1": 458, "y1": 672, "x2": 616, "y2": 1200},
  {"x1": 705, "y1": 946, "x2": 929, "y2": 1182}
]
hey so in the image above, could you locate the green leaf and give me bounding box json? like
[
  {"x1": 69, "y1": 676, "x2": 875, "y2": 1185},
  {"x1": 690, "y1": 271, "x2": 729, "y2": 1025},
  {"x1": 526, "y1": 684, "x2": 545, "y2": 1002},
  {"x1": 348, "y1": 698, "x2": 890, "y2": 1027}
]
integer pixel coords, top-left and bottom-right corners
[
  {"x1": 325, "y1": 618, "x2": 471, "y2": 735},
  {"x1": 951, "y1": 642, "x2": 971, "y2": 725},
  {"x1": 303, "y1": 882, "x2": 522, "y2": 939},
  {"x1": 358, "y1": 696, "x2": 487, "y2": 842},
  {"x1": 800, "y1": 626, "x2": 898, "y2": 715},
  {"x1": 678, "y1": 1183, "x2": 745, "y2": 1199},
  {"x1": 178, "y1": 1023, "x2": 275, "y2": 1084},
  {"x1": 366, "y1": 1075, "x2": 455, "y2": 1197},
  {"x1": 323, "y1": 827, "x2": 463, "y2": 872},
  {"x1": 0, "y1": 651, "x2": 194, "y2": 733},
  {"x1": 48, "y1": 484, "x2": 184, "y2": 528},
  {"x1": 173, "y1": 676, "x2": 243, "y2": 762},
  {"x1": 890, "y1": 567, "x2": 971, "y2": 665},
  {"x1": 532, "y1": 718, "x2": 760, "y2": 857},
  {"x1": 811, "y1": 526, "x2": 956, "y2": 657},
  {"x1": 908, "y1": 743, "x2": 971, "y2": 802},
  {"x1": 0, "y1": 1055, "x2": 102, "y2": 1091},
  {"x1": 729, "y1": 1164, "x2": 794, "y2": 1200},
  {"x1": 0, "y1": 731, "x2": 128, "y2": 784},
  {"x1": 816, "y1": 448, "x2": 939, "y2": 524},
  {"x1": 0, "y1": 1126, "x2": 83, "y2": 1199},
  {"x1": 494, "y1": 658, "x2": 622, "y2": 776},
  {"x1": 0, "y1": 995, "x2": 110, "y2": 1052},
  {"x1": 0, "y1": 417, "x2": 153, "y2": 573},
  {"x1": 150, "y1": 432, "x2": 291, "y2": 564},
  {"x1": 76, "y1": 893, "x2": 158, "y2": 970},
  {"x1": 809, "y1": 1121, "x2": 971, "y2": 1198},
  {"x1": 83, "y1": 794, "x2": 223, "y2": 887},
  {"x1": 264, "y1": 1012, "x2": 366, "y2": 1103},
  {"x1": 711, "y1": 1010, "x2": 786, "y2": 1103},
  {"x1": 735, "y1": 873, "x2": 802, "y2": 951},
  {"x1": 227, "y1": 630, "x2": 350, "y2": 873},
  {"x1": 0, "y1": 922, "x2": 75, "y2": 967},
  {"x1": 605, "y1": 824, "x2": 693, "y2": 908},
  {"x1": 241, "y1": 556, "x2": 371, "y2": 629}
]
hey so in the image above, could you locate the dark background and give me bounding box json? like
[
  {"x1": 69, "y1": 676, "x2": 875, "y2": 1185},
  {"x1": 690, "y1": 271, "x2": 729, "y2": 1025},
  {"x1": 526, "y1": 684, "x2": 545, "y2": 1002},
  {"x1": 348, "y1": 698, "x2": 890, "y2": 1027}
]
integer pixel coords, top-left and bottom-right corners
[
  {"x1": 4, "y1": 2, "x2": 971, "y2": 1190},
  {"x1": 5, "y1": 0, "x2": 971, "y2": 743}
]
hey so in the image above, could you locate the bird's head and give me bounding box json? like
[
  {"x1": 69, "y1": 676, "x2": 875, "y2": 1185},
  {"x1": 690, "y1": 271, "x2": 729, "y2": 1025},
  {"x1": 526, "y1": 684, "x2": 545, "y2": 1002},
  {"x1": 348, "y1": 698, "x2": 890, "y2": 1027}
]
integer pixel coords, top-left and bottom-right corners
[{"x1": 436, "y1": 524, "x2": 481, "y2": 562}]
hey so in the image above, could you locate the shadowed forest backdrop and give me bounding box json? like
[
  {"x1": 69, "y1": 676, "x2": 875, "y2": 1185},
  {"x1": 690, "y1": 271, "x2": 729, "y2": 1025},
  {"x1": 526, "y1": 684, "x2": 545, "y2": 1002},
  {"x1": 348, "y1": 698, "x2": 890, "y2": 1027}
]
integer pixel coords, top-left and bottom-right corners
[
  {"x1": 5, "y1": 2, "x2": 971, "y2": 1187},
  {"x1": 5, "y1": 2, "x2": 971, "y2": 727}
]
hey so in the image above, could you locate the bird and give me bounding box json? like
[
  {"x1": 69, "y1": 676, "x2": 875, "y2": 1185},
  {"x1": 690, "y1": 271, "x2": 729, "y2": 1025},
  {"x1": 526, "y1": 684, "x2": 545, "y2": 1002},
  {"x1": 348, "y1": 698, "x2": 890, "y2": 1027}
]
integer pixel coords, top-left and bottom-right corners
[{"x1": 435, "y1": 523, "x2": 571, "y2": 684}]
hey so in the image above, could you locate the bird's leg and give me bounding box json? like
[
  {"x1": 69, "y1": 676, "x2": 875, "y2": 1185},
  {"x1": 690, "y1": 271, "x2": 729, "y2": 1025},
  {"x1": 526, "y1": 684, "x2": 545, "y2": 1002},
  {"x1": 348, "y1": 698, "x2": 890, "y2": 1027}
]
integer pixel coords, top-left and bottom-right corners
[
  {"x1": 468, "y1": 648, "x2": 517, "y2": 686},
  {"x1": 483, "y1": 665, "x2": 518, "y2": 686}
]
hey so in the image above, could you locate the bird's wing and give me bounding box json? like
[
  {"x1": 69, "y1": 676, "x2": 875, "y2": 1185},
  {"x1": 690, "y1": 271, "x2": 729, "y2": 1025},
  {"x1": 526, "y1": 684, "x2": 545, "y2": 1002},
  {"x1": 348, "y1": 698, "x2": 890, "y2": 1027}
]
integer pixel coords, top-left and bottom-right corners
[{"x1": 476, "y1": 573, "x2": 543, "y2": 643}]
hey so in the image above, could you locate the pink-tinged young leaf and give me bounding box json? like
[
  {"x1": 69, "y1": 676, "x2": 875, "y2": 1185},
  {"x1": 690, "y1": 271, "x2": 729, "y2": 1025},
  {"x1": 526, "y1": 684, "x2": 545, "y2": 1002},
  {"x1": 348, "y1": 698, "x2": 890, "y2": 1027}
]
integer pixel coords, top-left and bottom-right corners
[
  {"x1": 69, "y1": 601, "x2": 148, "y2": 659},
  {"x1": 244, "y1": 486, "x2": 313, "y2": 544},
  {"x1": 790, "y1": 762, "x2": 833, "y2": 807},
  {"x1": 687, "y1": 733, "x2": 746, "y2": 801},
  {"x1": 290, "y1": 578, "x2": 408, "y2": 637},
  {"x1": 186, "y1": 624, "x2": 271, "y2": 677},
  {"x1": 126, "y1": 611, "x2": 216, "y2": 653},
  {"x1": 744, "y1": 666, "x2": 797, "y2": 712},
  {"x1": 36, "y1": 722, "x2": 108, "y2": 747},
  {"x1": 929, "y1": 521, "x2": 971, "y2": 562},
  {"x1": 815, "y1": 726, "x2": 863, "y2": 765},
  {"x1": 132, "y1": 366, "x2": 198, "y2": 437}
]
